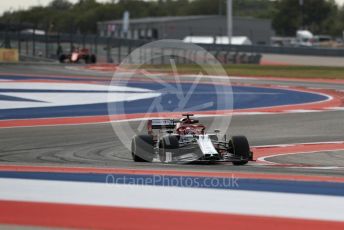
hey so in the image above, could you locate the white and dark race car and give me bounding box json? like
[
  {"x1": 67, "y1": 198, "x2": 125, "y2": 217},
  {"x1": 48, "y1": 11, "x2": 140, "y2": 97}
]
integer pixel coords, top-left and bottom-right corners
[{"x1": 131, "y1": 114, "x2": 253, "y2": 165}]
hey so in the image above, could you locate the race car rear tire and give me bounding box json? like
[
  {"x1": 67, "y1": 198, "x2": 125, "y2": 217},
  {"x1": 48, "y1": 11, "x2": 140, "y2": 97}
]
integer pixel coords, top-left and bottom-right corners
[
  {"x1": 131, "y1": 135, "x2": 154, "y2": 162},
  {"x1": 90, "y1": 54, "x2": 97, "y2": 64},
  {"x1": 84, "y1": 55, "x2": 90, "y2": 64},
  {"x1": 59, "y1": 54, "x2": 66, "y2": 63},
  {"x1": 230, "y1": 136, "x2": 250, "y2": 166},
  {"x1": 160, "y1": 135, "x2": 179, "y2": 162}
]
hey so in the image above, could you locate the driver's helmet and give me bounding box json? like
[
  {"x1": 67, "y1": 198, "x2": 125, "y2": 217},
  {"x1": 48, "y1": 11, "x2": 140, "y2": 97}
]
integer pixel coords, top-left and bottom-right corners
[{"x1": 185, "y1": 127, "x2": 196, "y2": 135}]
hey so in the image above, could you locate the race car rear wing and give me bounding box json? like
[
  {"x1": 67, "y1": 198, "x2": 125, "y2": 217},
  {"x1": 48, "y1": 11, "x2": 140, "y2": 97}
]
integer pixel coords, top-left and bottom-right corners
[{"x1": 147, "y1": 119, "x2": 176, "y2": 133}]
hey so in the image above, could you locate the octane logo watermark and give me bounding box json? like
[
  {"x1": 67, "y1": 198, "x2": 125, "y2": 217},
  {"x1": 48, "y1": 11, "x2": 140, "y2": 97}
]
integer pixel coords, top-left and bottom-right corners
[
  {"x1": 105, "y1": 174, "x2": 239, "y2": 189},
  {"x1": 108, "y1": 39, "x2": 233, "y2": 162}
]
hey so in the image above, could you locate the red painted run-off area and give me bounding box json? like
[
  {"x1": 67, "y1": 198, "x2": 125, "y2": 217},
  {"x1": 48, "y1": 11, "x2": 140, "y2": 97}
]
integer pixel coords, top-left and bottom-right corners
[
  {"x1": 0, "y1": 200, "x2": 343, "y2": 230},
  {"x1": 254, "y1": 142, "x2": 344, "y2": 163},
  {"x1": 1, "y1": 71, "x2": 344, "y2": 229}
]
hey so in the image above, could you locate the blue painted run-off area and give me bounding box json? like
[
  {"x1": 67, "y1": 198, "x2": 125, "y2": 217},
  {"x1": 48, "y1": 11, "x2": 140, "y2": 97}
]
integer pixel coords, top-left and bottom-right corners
[
  {"x1": 0, "y1": 171, "x2": 343, "y2": 197},
  {"x1": 0, "y1": 75, "x2": 327, "y2": 120}
]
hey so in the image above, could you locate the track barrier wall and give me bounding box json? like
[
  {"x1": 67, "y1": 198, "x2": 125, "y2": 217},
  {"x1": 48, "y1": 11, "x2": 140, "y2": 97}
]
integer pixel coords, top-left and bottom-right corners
[{"x1": 2, "y1": 31, "x2": 344, "y2": 64}]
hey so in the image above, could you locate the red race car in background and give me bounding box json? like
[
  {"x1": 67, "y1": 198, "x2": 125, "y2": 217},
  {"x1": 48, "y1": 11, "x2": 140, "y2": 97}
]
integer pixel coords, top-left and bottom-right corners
[
  {"x1": 59, "y1": 48, "x2": 96, "y2": 64},
  {"x1": 131, "y1": 114, "x2": 253, "y2": 165}
]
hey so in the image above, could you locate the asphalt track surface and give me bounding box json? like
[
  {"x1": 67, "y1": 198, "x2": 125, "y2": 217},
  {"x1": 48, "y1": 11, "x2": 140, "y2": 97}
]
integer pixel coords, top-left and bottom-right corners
[{"x1": 0, "y1": 64, "x2": 344, "y2": 177}]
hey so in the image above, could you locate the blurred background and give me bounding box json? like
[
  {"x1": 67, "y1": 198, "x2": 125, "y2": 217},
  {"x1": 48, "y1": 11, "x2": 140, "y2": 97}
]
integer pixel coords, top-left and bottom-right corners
[{"x1": 1, "y1": 0, "x2": 344, "y2": 67}]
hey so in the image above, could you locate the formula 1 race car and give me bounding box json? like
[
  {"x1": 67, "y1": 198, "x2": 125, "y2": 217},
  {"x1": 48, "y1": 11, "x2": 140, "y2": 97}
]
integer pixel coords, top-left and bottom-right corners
[
  {"x1": 131, "y1": 114, "x2": 253, "y2": 165},
  {"x1": 59, "y1": 48, "x2": 96, "y2": 64}
]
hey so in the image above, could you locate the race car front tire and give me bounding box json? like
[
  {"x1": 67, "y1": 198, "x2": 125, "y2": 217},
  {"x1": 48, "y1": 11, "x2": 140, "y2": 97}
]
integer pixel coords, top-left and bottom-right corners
[
  {"x1": 59, "y1": 54, "x2": 66, "y2": 63},
  {"x1": 131, "y1": 135, "x2": 154, "y2": 162},
  {"x1": 230, "y1": 136, "x2": 250, "y2": 166},
  {"x1": 159, "y1": 135, "x2": 179, "y2": 162},
  {"x1": 84, "y1": 55, "x2": 90, "y2": 64}
]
